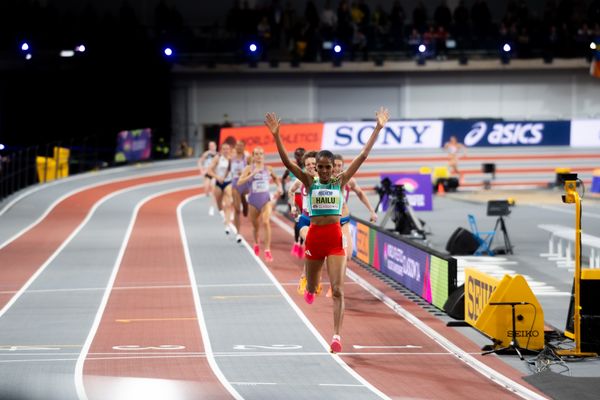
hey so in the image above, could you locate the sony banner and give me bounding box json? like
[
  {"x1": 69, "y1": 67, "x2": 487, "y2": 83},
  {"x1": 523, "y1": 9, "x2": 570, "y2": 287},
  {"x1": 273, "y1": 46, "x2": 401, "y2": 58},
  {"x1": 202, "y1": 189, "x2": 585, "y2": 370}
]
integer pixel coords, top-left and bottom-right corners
[
  {"x1": 570, "y1": 120, "x2": 600, "y2": 147},
  {"x1": 443, "y1": 120, "x2": 570, "y2": 147},
  {"x1": 322, "y1": 121, "x2": 443, "y2": 151}
]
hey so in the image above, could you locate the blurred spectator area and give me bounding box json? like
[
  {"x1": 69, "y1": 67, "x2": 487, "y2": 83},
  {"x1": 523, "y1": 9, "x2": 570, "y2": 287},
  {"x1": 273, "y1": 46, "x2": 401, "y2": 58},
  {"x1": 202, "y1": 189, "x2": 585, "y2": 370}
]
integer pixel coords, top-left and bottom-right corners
[{"x1": 1, "y1": 0, "x2": 599, "y2": 64}]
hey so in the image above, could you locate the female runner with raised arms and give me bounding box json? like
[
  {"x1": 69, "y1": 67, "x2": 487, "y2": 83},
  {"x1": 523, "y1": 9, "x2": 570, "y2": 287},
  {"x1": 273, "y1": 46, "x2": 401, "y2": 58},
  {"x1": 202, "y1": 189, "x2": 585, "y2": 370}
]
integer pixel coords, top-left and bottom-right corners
[{"x1": 265, "y1": 107, "x2": 389, "y2": 353}]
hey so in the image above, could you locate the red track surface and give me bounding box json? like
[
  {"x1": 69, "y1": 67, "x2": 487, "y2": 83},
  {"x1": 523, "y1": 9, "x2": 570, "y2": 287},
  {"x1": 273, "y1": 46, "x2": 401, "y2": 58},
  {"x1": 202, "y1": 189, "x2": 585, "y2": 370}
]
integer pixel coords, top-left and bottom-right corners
[
  {"x1": 0, "y1": 169, "x2": 550, "y2": 398},
  {"x1": 0, "y1": 170, "x2": 197, "y2": 310},
  {"x1": 82, "y1": 188, "x2": 232, "y2": 399},
  {"x1": 243, "y1": 214, "x2": 546, "y2": 399}
]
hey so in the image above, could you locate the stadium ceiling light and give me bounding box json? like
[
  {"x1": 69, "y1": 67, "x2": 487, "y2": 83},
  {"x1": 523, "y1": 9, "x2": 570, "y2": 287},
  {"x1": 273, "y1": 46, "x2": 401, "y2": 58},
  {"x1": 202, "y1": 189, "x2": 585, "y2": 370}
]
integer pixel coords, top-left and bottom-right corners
[
  {"x1": 60, "y1": 50, "x2": 75, "y2": 57},
  {"x1": 503, "y1": 43, "x2": 512, "y2": 53},
  {"x1": 591, "y1": 42, "x2": 597, "y2": 51},
  {"x1": 20, "y1": 42, "x2": 29, "y2": 51},
  {"x1": 163, "y1": 47, "x2": 173, "y2": 57},
  {"x1": 75, "y1": 44, "x2": 86, "y2": 53},
  {"x1": 418, "y1": 44, "x2": 426, "y2": 53}
]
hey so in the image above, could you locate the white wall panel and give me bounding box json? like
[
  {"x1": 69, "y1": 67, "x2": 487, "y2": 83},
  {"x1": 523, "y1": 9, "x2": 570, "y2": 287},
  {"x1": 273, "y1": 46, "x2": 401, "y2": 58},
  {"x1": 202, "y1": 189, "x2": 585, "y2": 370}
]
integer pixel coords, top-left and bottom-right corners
[
  {"x1": 316, "y1": 87, "x2": 400, "y2": 121},
  {"x1": 172, "y1": 70, "x2": 598, "y2": 140}
]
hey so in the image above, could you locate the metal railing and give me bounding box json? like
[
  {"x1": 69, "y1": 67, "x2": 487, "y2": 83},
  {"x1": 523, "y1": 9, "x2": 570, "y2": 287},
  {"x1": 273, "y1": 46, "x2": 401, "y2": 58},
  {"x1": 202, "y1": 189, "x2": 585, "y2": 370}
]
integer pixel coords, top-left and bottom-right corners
[{"x1": 0, "y1": 136, "x2": 113, "y2": 203}]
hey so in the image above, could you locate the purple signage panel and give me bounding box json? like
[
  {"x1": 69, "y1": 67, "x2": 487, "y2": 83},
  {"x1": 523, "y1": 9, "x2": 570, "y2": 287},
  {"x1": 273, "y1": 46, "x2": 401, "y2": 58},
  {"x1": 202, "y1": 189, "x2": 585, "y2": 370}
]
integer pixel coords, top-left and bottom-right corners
[
  {"x1": 377, "y1": 231, "x2": 431, "y2": 301},
  {"x1": 115, "y1": 128, "x2": 152, "y2": 162},
  {"x1": 380, "y1": 173, "x2": 433, "y2": 211}
]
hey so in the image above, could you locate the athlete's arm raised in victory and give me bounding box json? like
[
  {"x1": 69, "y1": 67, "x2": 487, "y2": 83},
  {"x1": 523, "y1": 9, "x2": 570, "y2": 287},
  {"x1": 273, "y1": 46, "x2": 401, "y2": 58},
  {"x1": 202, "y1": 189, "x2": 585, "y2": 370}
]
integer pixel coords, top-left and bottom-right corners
[
  {"x1": 265, "y1": 112, "x2": 312, "y2": 189},
  {"x1": 339, "y1": 107, "x2": 389, "y2": 187}
]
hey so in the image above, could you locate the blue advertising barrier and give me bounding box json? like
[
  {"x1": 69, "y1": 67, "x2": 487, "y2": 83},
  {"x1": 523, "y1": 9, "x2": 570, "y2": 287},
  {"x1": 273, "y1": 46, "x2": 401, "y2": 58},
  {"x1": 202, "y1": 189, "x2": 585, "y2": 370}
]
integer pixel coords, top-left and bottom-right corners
[
  {"x1": 350, "y1": 216, "x2": 457, "y2": 310},
  {"x1": 443, "y1": 120, "x2": 571, "y2": 147}
]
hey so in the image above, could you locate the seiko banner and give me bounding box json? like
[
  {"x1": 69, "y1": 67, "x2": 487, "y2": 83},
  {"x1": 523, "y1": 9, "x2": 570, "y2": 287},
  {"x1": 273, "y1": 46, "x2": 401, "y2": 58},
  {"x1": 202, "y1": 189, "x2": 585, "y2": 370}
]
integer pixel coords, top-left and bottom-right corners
[
  {"x1": 322, "y1": 121, "x2": 443, "y2": 151},
  {"x1": 443, "y1": 120, "x2": 571, "y2": 147}
]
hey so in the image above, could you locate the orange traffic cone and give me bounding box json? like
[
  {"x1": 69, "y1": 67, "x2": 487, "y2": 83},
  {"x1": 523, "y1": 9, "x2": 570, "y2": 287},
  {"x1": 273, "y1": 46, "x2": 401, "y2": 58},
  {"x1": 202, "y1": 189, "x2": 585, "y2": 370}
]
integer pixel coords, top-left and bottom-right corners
[{"x1": 437, "y1": 181, "x2": 445, "y2": 195}]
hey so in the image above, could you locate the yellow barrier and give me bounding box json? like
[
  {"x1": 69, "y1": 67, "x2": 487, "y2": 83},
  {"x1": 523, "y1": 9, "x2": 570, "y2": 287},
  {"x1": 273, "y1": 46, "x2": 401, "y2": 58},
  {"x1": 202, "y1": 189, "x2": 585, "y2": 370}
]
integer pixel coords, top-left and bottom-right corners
[
  {"x1": 464, "y1": 268, "x2": 500, "y2": 326},
  {"x1": 36, "y1": 147, "x2": 70, "y2": 183},
  {"x1": 475, "y1": 274, "x2": 545, "y2": 351},
  {"x1": 465, "y1": 268, "x2": 545, "y2": 351}
]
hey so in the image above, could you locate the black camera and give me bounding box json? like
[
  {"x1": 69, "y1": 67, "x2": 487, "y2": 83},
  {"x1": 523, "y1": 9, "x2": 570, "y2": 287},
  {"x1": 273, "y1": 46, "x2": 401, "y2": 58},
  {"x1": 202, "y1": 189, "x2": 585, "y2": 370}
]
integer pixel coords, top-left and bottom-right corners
[
  {"x1": 374, "y1": 177, "x2": 393, "y2": 198},
  {"x1": 487, "y1": 200, "x2": 513, "y2": 217},
  {"x1": 374, "y1": 177, "x2": 406, "y2": 200}
]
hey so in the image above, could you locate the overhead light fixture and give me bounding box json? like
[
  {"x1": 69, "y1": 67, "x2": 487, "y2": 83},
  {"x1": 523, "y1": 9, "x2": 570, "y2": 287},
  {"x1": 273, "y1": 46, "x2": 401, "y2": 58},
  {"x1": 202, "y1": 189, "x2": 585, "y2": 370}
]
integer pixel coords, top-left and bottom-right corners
[
  {"x1": 332, "y1": 43, "x2": 343, "y2": 67},
  {"x1": 500, "y1": 43, "x2": 512, "y2": 64},
  {"x1": 60, "y1": 50, "x2": 75, "y2": 58}
]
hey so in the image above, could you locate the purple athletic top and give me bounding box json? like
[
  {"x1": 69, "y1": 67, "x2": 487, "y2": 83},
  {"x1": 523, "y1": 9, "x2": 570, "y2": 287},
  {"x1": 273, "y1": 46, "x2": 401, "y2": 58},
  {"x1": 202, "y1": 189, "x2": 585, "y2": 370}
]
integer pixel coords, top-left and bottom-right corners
[
  {"x1": 231, "y1": 155, "x2": 249, "y2": 192},
  {"x1": 247, "y1": 167, "x2": 272, "y2": 211}
]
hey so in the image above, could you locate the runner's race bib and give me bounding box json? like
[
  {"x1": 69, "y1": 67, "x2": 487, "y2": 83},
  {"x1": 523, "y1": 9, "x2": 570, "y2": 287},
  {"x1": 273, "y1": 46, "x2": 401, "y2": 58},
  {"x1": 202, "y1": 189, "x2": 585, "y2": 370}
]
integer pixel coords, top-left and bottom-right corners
[
  {"x1": 252, "y1": 179, "x2": 269, "y2": 193},
  {"x1": 311, "y1": 189, "x2": 339, "y2": 210}
]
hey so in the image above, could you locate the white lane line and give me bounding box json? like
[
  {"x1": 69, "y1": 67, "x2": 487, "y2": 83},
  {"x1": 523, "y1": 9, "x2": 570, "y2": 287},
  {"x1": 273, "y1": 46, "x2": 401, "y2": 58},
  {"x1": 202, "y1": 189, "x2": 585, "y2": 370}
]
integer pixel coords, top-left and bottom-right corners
[
  {"x1": 73, "y1": 183, "x2": 201, "y2": 400},
  {"x1": 268, "y1": 214, "x2": 391, "y2": 400},
  {"x1": 0, "y1": 351, "x2": 478, "y2": 365},
  {"x1": 0, "y1": 281, "x2": 358, "y2": 296},
  {"x1": 0, "y1": 177, "x2": 196, "y2": 326},
  {"x1": 271, "y1": 214, "x2": 548, "y2": 400},
  {"x1": 0, "y1": 166, "x2": 197, "y2": 250},
  {"x1": 179, "y1": 195, "x2": 244, "y2": 400}
]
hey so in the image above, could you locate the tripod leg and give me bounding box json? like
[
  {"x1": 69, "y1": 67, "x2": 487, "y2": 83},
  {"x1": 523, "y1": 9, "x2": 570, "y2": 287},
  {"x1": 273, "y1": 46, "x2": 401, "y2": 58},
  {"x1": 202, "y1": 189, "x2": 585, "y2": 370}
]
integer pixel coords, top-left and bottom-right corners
[
  {"x1": 500, "y1": 218, "x2": 513, "y2": 254},
  {"x1": 512, "y1": 343, "x2": 524, "y2": 360},
  {"x1": 379, "y1": 198, "x2": 396, "y2": 228}
]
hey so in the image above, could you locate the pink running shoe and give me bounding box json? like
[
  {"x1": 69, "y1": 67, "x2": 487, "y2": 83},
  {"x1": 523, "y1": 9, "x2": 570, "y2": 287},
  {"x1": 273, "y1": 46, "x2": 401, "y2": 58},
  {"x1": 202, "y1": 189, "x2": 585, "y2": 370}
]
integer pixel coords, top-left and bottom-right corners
[
  {"x1": 330, "y1": 335, "x2": 342, "y2": 353},
  {"x1": 303, "y1": 290, "x2": 315, "y2": 305},
  {"x1": 253, "y1": 244, "x2": 260, "y2": 256},
  {"x1": 291, "y1": 243, "x2": 300, "y2": 257},
  {"x1": 297, "y1": 245, "x2": 305, "y2": 259},
  {"x1": 264, "y1": 249, "x2": 273, "y2": 262}
]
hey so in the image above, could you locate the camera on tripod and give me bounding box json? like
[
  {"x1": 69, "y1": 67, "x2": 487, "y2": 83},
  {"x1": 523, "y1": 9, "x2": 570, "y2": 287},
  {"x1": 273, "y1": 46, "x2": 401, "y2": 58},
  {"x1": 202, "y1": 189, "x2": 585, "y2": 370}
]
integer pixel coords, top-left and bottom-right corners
[
  {"x1": 486, "y1": 199, "x2": 515, "y2": 254},
  {"x1": 374, "y1": 177, "x2": 427, "y2": 239},
  {"x1": 375, "y1": 177, "x2": 407, "y2": 199},
  {"x1": 486, "y1": 199, "x2": 514, "y2": 217}
]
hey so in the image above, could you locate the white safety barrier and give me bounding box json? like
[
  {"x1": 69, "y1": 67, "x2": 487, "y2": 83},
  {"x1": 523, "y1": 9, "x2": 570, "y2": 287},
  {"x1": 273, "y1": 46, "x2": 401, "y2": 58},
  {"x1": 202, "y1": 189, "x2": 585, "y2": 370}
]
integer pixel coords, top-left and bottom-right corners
[{"x1": 539, "y1": 224, "x2": 600, "y2": 269}]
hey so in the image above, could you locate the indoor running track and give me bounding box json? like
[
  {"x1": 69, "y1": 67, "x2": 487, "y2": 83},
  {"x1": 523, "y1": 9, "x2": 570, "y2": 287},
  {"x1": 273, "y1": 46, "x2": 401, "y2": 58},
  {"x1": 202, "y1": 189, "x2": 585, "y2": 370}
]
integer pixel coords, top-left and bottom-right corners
[{"x1": 0, "y1": 159, "x2": 547, "y2": 400}]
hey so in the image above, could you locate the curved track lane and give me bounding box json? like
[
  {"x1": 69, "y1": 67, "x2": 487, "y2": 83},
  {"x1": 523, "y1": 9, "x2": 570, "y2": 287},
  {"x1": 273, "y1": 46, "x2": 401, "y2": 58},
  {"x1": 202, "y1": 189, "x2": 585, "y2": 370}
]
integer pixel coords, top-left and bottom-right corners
[
  {"x1": 0, "y1": 176, "x2": 201, "y2": 399},
  {"x1": 80, "y1": 188, "x2": 235, "y2": 400}
]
